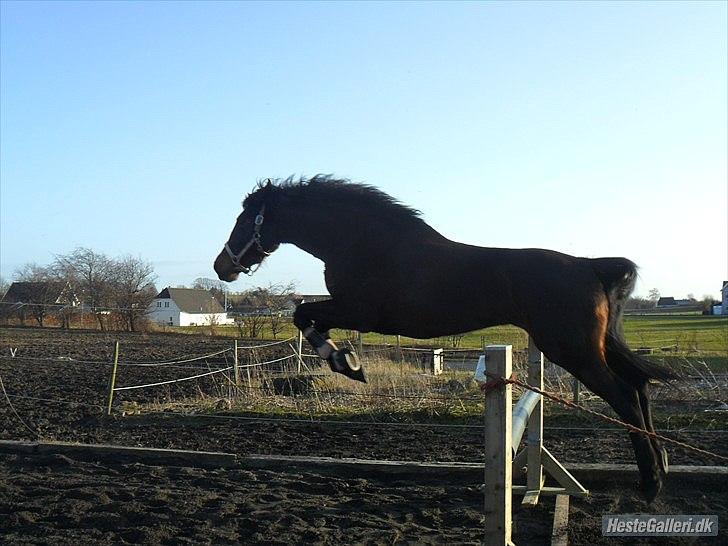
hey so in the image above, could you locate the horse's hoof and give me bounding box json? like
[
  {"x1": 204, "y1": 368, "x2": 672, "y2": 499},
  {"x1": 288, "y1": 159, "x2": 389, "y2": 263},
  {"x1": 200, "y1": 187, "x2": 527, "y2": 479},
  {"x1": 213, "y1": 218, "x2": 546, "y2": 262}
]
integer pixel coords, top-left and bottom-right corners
[
  {"x1": 329, "y1": 349, "x2": 366, "y2": 383},
  {"x1": 640, "y1": 475, "x2": 663, "y2": 504}
]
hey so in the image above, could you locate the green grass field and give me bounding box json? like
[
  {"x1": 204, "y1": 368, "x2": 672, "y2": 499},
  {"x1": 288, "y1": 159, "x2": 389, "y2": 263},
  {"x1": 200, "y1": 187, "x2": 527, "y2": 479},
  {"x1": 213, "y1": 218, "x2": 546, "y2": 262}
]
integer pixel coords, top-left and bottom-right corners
[{"x1": 181, "y1": 314, "x2": 727, "y2": 356}]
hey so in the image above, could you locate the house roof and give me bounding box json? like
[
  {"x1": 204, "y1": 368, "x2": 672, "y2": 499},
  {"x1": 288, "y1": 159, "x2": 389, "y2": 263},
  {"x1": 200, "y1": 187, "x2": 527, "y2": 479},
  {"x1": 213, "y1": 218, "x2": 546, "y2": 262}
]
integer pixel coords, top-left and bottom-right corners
[
  {"x1": 296, "y1": 294, "x2": 331, "y2": 304},
  {"x1": 722, "y1": 281, "x2": 728, "y2": 291},
  {"x1": 1, "y1": 281, "x2": 69, "y2": 304},
  {"x1": 155, "y1": 287, "x2": 225, "y2": 314}
]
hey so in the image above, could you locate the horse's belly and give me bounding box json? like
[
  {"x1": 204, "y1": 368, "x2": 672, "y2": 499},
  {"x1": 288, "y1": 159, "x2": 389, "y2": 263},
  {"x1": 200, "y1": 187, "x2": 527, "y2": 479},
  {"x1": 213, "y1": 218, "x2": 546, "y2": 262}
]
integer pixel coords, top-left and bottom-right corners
[{"x1": 375, "y1": 299, "x2": 502, "y2": 339}]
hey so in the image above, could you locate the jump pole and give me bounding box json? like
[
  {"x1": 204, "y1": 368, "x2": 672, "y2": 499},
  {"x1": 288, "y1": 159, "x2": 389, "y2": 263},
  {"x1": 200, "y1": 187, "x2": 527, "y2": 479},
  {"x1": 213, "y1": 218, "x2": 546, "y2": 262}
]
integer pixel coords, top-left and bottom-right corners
[{"x1": 105, "y1": 341, "x2": 120, "y2": 416}]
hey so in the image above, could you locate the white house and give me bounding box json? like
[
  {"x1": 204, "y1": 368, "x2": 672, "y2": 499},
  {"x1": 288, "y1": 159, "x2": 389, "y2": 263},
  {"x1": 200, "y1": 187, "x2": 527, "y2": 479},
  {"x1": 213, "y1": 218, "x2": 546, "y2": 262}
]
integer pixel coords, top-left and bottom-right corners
[{"x1": 148, "y1": 287, "x2": 234, "y2": 327}]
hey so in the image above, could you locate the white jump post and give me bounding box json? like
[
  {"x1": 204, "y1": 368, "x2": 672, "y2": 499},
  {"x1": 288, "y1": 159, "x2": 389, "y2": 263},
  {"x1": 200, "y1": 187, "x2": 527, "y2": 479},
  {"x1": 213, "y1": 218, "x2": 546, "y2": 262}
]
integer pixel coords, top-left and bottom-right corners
[
  {"x1": 297, "y1": 330, "x2": 304, "y2": 373},
  {"x1": 431, "y1": 348, "x2": 443, "y2": 375},
  {"x1": 233, "y1": 339, "x2": 240, "y2": 386}
]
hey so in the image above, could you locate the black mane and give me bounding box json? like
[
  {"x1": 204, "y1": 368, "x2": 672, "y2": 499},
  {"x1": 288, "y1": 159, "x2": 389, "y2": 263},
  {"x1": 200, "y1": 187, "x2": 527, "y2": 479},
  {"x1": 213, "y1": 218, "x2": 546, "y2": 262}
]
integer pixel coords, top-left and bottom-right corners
[{"x1": 248, "y1": 175, "x2": 429, "y2": 229}]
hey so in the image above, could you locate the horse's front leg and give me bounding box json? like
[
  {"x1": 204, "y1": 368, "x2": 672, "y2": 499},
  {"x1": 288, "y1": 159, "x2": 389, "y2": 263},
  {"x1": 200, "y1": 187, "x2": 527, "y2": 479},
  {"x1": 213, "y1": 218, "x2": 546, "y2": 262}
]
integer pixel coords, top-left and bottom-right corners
[{"x1": 293, "y1": 300, "x2": 366, "y2": 383}]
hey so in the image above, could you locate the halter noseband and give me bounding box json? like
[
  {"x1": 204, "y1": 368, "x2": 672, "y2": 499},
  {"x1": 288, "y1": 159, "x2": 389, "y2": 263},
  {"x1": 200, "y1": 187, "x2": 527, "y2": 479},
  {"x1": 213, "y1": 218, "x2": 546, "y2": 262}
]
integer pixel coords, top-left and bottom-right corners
[{"x1": 224, "y1": 204, "x2": 272, "y2": 275}]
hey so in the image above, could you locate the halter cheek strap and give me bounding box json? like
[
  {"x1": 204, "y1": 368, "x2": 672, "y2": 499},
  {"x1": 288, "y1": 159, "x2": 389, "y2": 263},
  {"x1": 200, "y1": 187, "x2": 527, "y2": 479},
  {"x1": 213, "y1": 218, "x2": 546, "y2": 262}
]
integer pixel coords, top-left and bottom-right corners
[{"x1": 224, "y1": 205, "x2": 271, "y2": 275}]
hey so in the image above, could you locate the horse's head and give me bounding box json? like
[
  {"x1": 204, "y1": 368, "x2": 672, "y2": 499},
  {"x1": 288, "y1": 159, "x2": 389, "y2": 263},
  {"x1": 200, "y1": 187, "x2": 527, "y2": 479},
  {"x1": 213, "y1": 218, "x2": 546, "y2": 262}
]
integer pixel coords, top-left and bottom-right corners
[{"x1": 214, "y1": 180, "x2": 280, "y2": 282}]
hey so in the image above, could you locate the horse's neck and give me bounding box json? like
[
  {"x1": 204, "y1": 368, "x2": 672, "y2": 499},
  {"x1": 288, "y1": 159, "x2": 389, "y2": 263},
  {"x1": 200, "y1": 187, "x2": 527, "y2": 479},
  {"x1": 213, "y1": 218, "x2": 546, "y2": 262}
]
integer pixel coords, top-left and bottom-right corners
[{"x1": 277, "y1": 204, "x2": 439, "y2": 262}]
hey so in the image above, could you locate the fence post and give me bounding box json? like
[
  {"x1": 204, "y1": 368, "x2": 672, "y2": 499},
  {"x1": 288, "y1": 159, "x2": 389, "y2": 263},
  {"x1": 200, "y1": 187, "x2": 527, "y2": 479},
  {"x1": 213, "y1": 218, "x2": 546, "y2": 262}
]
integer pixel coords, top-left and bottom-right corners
[
  {"x1": 572, "y1": 377, "x2": 580, "y2": 404},
  {"x1": 431, "y1": 348, "x2": 443, "y2": 375},
  {"x1": 526, "y1": 337, "x2": 544, "y2": 503},
  {"x1": 357, "y1": 331, "x2": 363, "y2": 357},
  {"x1": 297, "y1": 330, "x2": 304, "y2": 373},
  {"x1": 106, "y1": 341, "x2": 120, "y2": 416},
  {"x1": 395, "y1": 335, "x2": 402, "y2": 362},
  {"x1": 483, "y1": 344, "x2": 514, "y2": 546},
  {"x1": 233, "y1": 339, "x2": 240, "y2": 386}
]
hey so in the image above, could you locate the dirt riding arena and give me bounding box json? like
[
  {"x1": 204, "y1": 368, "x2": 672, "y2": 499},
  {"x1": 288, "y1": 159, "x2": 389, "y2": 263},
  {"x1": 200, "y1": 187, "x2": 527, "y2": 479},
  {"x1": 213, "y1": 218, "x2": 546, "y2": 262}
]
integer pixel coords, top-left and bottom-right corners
[{"x1": 1, "y1": 327, "x2": 726, "y2": 544}]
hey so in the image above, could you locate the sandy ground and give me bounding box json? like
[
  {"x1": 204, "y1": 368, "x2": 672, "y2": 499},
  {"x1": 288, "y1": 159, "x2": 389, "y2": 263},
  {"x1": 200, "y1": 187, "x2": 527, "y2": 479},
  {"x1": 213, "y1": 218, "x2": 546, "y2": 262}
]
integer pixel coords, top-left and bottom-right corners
[{"x1": 1, "y1": 327, "x2": 726, "y2": 544}]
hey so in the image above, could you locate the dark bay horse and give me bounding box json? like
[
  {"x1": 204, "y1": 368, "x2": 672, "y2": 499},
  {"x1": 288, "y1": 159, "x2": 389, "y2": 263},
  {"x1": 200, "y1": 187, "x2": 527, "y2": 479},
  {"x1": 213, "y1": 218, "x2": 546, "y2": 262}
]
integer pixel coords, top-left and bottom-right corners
[{"x1": 214, "y1": 175, "x2": 675, "y2": 501}]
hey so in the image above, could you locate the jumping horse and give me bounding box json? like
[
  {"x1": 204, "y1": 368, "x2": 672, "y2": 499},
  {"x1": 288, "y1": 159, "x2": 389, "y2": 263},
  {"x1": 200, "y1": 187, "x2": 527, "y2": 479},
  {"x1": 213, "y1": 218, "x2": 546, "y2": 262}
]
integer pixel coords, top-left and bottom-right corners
[{"x1": 214, "y1": 175, "x2": 675, "y2": 501}]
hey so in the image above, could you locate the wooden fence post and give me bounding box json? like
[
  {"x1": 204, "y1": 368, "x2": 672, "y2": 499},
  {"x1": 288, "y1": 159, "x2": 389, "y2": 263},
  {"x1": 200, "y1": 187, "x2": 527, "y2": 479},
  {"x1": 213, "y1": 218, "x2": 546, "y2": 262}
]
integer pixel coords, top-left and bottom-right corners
[
  {"x1": 525, "y1": 337, "x2": 544, "y2": 505},
  {"x1": 106, "y1": 341, "x2": 120, "y2": 416},
  {"x1": 357, "y1": 331, "x2": 363, "y2": 357},
  {"x1": 395, "y1": 335, "x2": 402, "y2": 362},
  {"x1": 483, "y1": 344, "x2": 514, "y2": 546},
  {"x1": 572, "y1": 377, "x2": 580, "y2": 404}
]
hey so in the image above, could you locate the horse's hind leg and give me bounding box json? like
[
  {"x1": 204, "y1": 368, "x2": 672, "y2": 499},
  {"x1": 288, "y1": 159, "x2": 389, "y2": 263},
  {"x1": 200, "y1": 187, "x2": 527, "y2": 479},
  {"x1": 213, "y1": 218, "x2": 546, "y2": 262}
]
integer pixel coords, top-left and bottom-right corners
[
  {"x1": 566, "y1": 360, "x2": 664, "y2": 502},
  {"x1": 638, "y1": 383, "x2": 668, "y2": 475}
]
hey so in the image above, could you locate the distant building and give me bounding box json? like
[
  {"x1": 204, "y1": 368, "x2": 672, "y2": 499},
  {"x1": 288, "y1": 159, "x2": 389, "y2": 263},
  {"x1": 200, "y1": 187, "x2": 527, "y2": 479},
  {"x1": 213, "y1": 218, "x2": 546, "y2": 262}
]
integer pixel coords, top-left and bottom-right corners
[
  {"x1": 148, "y1": 287, "x2": 233, "y2": 326},
  {"x1": 296, "y1": 294, "x2": 331, "y2": 304},
  {"x1": 722, "y1": 281, "x2": 728, "y2": 315},
  {"x1": 656, "y1": 297, "x2": 694, "y2": 308},
  {"x1": 0, "y1": 281, "x2": 78, "y2": 325},
  {"x1": 1, "y1": 281, "x2": 77, "y2": 308}
]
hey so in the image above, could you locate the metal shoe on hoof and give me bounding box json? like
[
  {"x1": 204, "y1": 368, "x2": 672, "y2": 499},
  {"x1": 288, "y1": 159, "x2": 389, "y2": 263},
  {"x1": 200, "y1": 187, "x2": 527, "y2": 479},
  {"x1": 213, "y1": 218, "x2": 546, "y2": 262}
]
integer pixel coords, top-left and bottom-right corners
[{"x1": 328, "y1": 348, "x2": 366, "y2": 383}]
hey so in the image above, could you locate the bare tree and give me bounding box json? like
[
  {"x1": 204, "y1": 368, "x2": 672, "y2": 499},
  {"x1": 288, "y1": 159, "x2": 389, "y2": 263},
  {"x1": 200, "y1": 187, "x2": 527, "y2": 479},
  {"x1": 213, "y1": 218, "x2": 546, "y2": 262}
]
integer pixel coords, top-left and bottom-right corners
[
  {"x1": 12, "y1": 263, "x2": 58, "y2": 326},
  {"x1": 0, "y1": 276, "x2": 11, "y2": 299},
  {"x1": 192, "y1": 277, "x2": 227, "y2": 308},
  {"x1": 240, "y1": 282, "x2": 296, "y2": 339},
  {"x1": 626, "y1": 296, "x2": 655, "y2": 311},
  {"x1": 239, "y1": 313, "x2": 266, "y2": 339},
  {"x1": 648, "y1": 288, "x2": 660, "y2": 302},
  {"x1": 54, "y1": 248, "x2": 114, "y2": 330},
  {"x1": 265, "y1": 282, "x2": 296, "y2": 339},
  {"x1": 109, "y1": 255, "x2": 157, "y2": 331}
]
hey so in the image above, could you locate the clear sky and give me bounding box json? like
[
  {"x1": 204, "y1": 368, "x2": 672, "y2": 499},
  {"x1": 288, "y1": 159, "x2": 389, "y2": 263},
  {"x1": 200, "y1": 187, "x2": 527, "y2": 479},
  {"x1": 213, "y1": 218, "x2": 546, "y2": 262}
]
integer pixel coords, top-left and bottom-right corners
[{"x1": 1, "y1": 1, "x2": 726, "y2": 299}]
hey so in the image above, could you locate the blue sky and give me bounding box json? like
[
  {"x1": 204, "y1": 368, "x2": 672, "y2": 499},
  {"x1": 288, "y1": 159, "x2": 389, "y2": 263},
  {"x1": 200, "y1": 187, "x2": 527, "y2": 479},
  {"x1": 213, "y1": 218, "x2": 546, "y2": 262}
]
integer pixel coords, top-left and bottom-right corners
[{"x1": 1, "y1": 1, "x2": 726, "y2": 299}]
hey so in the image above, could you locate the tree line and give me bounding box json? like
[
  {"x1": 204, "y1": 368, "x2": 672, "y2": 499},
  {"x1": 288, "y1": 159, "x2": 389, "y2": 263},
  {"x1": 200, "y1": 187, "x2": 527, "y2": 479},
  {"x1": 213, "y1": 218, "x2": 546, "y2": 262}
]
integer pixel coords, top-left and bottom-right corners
[
  {"x1": 1, "y1": 247, "x2": 157, "y2": 331},
  {"x1": 191, "y1": 278, "x2": 298, "y2": 339},
  {"x1": 0, "y1": 248, "x2": 301, "y2": 335}
]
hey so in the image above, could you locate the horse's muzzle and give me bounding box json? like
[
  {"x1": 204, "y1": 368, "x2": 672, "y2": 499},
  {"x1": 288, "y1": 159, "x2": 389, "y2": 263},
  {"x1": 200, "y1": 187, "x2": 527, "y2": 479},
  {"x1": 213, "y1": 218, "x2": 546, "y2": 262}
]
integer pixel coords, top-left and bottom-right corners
[{"x1": 214, "y1": 250, "x2": 242, "y2": 282}]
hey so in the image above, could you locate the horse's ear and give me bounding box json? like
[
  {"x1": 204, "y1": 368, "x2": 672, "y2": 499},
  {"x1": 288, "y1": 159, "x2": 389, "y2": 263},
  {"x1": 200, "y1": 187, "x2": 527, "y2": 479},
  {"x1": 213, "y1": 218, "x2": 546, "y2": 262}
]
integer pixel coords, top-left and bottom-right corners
[
  {"x1": 260, "y1": 178, "x2": 273, "y2": 194},
  {"x1": 261, "y1": 178, "x2": 277, "y2": 205}
]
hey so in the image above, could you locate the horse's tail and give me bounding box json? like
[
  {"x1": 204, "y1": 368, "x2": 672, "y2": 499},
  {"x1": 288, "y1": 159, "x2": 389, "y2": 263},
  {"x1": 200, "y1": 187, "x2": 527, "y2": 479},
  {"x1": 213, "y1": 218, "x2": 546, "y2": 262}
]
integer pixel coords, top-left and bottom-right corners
[{"x1": 589, "y1": 257, "x2": 677, "y2": 385}]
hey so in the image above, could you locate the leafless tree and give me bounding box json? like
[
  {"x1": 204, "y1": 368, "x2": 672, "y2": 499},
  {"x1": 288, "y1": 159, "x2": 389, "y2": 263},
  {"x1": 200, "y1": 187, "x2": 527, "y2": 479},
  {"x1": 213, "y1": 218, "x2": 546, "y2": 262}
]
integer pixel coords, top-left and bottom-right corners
[
  {"x1": 53, "y1": 248, "x2": 114, "y2": 330},
  {"x1": 241, "y1": 313, "x2": 267, "y2": 339},
  {"x1": 192, "y1": 277, "x2": 227, "y2": 308},
  {"x1": 240, "y1": 282, "x2": 296, "y2": 339},
  {"x1": 0, "y1": 276, "x2": 10, "y2": 299},
  {"x1": 109, "y1": 255, "x2": 157, "y2": 331},
  {"x1": 265, "y1": 282, "x2": 296, "y2": 339},
  {"x1": 12, "y1": 263, "x2": 58, "y2": 326},
  {"x1": 626, "y1": 296, "x2": 655, "y2": 311}
]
